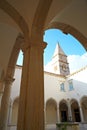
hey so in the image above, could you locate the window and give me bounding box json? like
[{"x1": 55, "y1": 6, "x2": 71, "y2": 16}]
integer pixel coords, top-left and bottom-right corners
[
  {"x1": 60, "y1": 83, "x2": 65, "y2": 91},
  {"x1": 69, "y1": 80, "x2": 74, "y2": 91}
]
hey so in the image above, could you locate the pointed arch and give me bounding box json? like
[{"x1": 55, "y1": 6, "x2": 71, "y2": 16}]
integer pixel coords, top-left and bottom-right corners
[
  {"x1": 80, "y1": 96, "x2": 87, "y2": 122},
  {"x1": 80, "y1": 96, "x2": 87, "y2": 104},
  {"x1": 70, "y1": 98, "x2": 78, "y2": 105},
  {"x1": 6, "y1": 33, "x2": 24, "y2": 79},
  {"x1": 46, "y1": 98, "x2": 57, "y2": 124},
  {"x1": 46, "y1": 98, "x2": 57, "y2": 106},
  {"x1": 31, "y1": 0, "x2": 52, "y2": 38},
  {"x1": 59, "y1": 99, "x2": 68, "y2": 106},
  {"x1": 71, "y1": 99, "x2": 81, "y2": 122},
  {"x1": 59, "y1": 99, "x2": 68, "y2": 122},
  {"x1": 46, "y1": 22, "x2": 87, "y2": 50}
]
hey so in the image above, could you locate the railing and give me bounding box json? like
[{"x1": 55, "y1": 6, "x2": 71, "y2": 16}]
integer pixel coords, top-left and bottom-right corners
[
  {"x1": 7, "y1": 122, "x2": 87, "y2": 130},
  {"x1": 79, "y1": 122, "x2": 87, "y2": 130},
  {"x1": 56, "y1": 122, "x2": 79, "y2": 130}
]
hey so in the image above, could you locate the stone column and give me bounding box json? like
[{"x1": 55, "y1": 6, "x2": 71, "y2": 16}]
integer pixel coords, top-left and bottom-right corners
[
  {"x1": 57, "y1": 103, "x2": 60, "y2": 123},
  {"x1": 17, "y1": 40, "x2": 47, "y2": 130},
  {"x1": 0, "y1": 81, "x2": 4, "y2": 108},
  {"x1": 67, "y1": 99, "x2": 72, "y2": 121},
  {"x1": 0, "y1": 77, "x2": 14, "y2": 130},
  {"x1": 79, "y1": 104, "x2": 84, "y2": 122},
  {"x1": 44, "y1": 105, "x2": 46, "y2": 125},
  {"x1": 7, "y1": 101, "x2": 13, "y2": 125}
]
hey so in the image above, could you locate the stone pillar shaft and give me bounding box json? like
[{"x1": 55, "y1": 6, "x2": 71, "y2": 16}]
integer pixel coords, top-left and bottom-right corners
[
  {"x1": 79, "y1": 105, "x2": 84, "y2": 122},
  {"x1": 44, "y1": 105, "x2": 46, "y2": 125},
  {"x1": 67, "y1": 99, "x2": 72, "y2": 121},
  {"x1": 57, "y1": 104, "x2": 60, "y2": 123},
  {"x1": 0, "y1": 78, "x2": 14, "y2": 130},
  {"x1": 8, "y1": 102, "x2": 12, "y2": 125},
  {"x1": 0, "y1": 81, "x2": 4, "y2": 108},
  {"x1": 17, "y1": 41, "x2": 47, "y2": 130}
]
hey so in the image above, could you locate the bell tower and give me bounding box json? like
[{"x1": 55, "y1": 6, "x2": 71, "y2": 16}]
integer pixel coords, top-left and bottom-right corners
[{"x1": 52, "y1": 43, "x2": 70, "y2": 76}]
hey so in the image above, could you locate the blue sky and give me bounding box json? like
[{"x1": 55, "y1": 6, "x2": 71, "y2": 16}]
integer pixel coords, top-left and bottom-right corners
[
  {"x1": 17, "y1": 29, "x2": 87, "y2": 72},
  {"x1": 44, "y1": 29, "x2": 86, "y2": 65}
]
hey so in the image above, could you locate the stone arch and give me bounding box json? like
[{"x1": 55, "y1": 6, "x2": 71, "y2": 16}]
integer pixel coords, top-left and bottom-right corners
[
  {"x1": 11, "y1": 97, "x2": 19, "y2": 125},
  {"x1": 0, "y1": 34, "x2": 23, "y2": 129},
  {"x1": 31, "y1": 0, "x2": 52, "y2": 39},
  {"x1": 46, "y1": 22, "x2": 87, "y2": 50},
  {"x1": 71, "y1": 99, "x2": 81, "y2": 122},
  {"x1": 59, "y1": 99, "x2": 68, "y2": 106},
  {"x1": 46, "y1": 98, "x2": 57, "y2": 105},
  {"x1": 46, "y1": 98, "x2": 57, "y2": 124},
  {"x1": 59, "y1": 99, "x2": 68, "y2": 122},
  {"x1": 80, "y1": 96, "x2": 87, "y2": 122},
  {"x1": 6, "y1": 33, "x2": 24, "y2": 79},
  {"x1": 80, "y1": 96, "x2": 87, "y2": 104},
  {"x1": 70, "y1": 98, "x2": 78, "y2": 105}
]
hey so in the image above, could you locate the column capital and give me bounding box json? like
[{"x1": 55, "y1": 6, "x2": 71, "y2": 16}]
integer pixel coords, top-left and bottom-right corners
[
  {"x1": 16, "y1": 33, "x2": 25, "y2": 45},
  {"x1": 30, "y1": 39, "x2": 47, "y2": 49},
  {"x1": 16, "y1": 33, "x2": 29, "y2": 53},
  {"x1": 6, "y1": 65, "x2": 16, "y2": 79},
  {"x1": 21, "y1": 41, "x2": 30, "y2": 53},
  {"x1": 37, "y1": 41, "x2": 47, "y2": 50},
  {"x1": 5, "y1": 77, "x2": 15, "y2": 85},
  {"x1": 21, "y1": 39, "x2": 47, "y2": 53}
]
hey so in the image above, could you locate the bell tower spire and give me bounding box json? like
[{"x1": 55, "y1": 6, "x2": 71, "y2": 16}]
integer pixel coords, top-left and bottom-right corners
[{"x1": 52, "y1": 43, "x2": 70, "y2": 76}]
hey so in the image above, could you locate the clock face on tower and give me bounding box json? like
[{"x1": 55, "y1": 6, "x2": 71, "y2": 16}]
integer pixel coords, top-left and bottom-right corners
[{"x1": 61, "y1": 64, "x2": 67, "y2": 72}]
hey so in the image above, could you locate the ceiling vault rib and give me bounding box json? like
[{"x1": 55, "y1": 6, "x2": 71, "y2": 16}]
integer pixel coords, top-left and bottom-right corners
[
  {"x1": 31, "y1": 0, "x2": 53, "y2": 35},
  {"x1": 0, "y1": 0, "x2": 29, "y2": 37},
  {"x1": 6, "y1": 34, "x2": 24, "y2": 79}
]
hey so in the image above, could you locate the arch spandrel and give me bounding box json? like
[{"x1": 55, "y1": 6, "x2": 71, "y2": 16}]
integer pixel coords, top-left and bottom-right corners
[
  {"x1": 0, "y1": 0, "x2": 29, "y2": 36},
  {"x1": 59, "y1": 99, "x2": 68, "y2": 106}
]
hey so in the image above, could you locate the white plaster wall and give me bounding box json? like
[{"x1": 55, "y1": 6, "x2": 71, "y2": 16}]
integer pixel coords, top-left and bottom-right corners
[
  {"x1": 68, "y1": 67, "x2": 87, "y2": 83},
  {"x1": 11, "y1": 66, "x2": 87, "y2": 106},
  {"x1": 44, "y1": 68, "x2": 87, "y2": 105},
  {"x1": 68, "y1": 67, "x2": 87, "y2": 100},
  {"x1": 44, "y1": 72, "x2": 74, "y2": 104},
  {"x1": 44, "y1": 72, "x2": 60, "y2": 102}
]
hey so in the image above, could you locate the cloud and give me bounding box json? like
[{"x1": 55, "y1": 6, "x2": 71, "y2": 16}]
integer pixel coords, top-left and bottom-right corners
[
  {"x1": 67, "y1": 52, "x2": 87, "y2": 73},
  {"x1": 44, "y1": 61, "x2": 54, "y2": 73}
]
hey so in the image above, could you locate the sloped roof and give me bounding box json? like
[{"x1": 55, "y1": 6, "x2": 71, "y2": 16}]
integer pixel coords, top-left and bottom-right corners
[{"x1": 53, "y1": 43, "x2": 66, "y2": 58}]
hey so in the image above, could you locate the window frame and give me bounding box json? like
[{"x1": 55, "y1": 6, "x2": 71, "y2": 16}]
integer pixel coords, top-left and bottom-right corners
[
  {"x1": 60, "y1": 82, "x2": 65, "y2": 92},
  {"x1": 68, "y1": 80, "x2": 74, "y2": 91}
]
